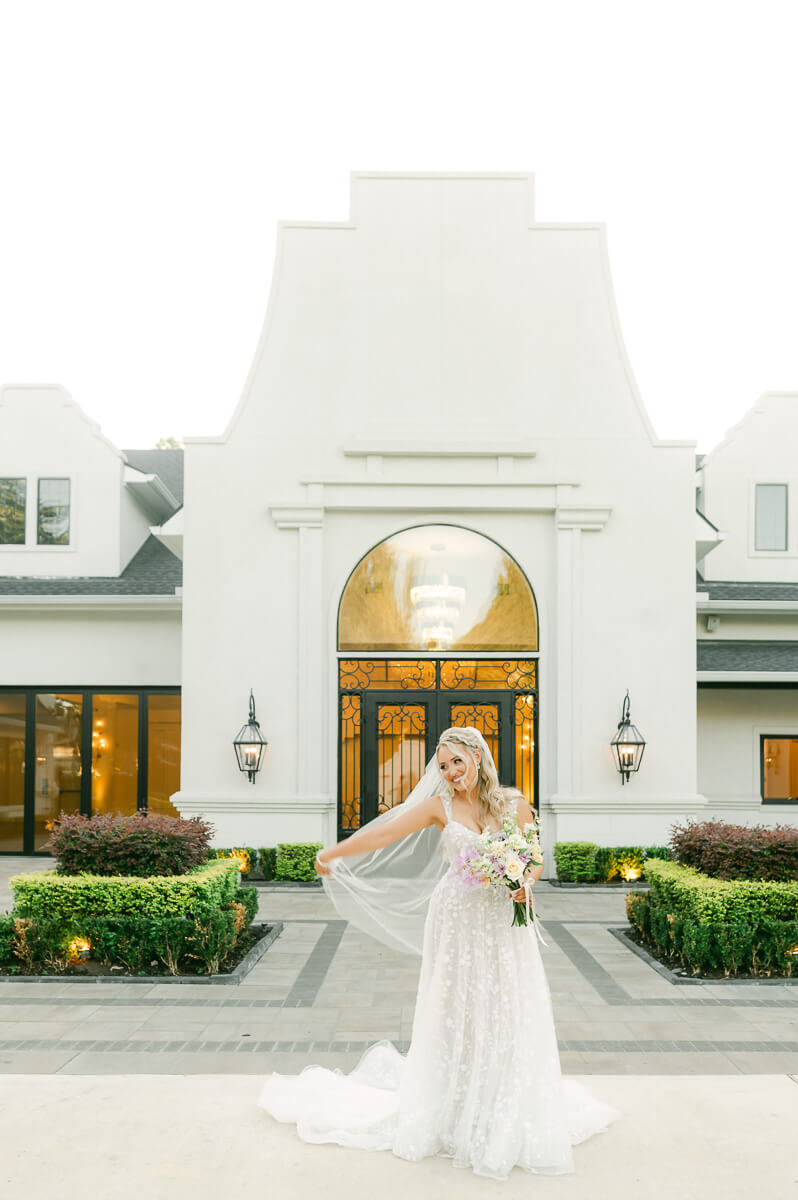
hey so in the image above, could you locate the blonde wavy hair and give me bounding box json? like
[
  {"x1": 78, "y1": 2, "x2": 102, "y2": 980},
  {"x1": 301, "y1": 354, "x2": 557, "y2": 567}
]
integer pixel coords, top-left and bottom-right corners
[{"x1": 436, "y1": 726, "x2": 509, "y2": 828}]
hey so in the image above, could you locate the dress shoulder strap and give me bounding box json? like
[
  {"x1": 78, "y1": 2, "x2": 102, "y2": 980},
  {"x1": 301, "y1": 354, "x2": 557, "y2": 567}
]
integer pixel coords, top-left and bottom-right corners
[{"x1": 439, "y1": 791, "x2": 452, "y2": 824}]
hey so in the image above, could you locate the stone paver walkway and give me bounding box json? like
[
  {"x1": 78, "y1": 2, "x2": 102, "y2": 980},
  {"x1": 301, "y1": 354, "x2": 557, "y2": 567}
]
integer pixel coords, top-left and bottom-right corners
[
  {"x1": 2, "y1": 857, "x2": 798, "y2": 1198},
  {"x1": 2, "y1": 1073, "x2": 797, "y2": 1199},
  {"x1": 1, "y1": 857, "x2": 798, "y2": 1077}
]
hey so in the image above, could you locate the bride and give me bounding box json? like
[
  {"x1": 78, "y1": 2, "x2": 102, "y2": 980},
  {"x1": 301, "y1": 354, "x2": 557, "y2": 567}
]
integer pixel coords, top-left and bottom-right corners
[{"x1": 258, "y1": 726, "x2": 620, "y2": 1180}]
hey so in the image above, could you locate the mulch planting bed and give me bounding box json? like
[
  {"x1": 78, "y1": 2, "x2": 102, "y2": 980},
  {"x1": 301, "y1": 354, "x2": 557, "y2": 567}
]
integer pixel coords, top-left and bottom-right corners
[{"x1": 0, "y1": 921, "x2": 283, "y2": 985}]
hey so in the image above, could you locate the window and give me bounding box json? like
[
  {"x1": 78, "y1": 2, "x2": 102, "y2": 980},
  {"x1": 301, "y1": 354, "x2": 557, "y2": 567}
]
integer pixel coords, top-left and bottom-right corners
[
  {"x1": 34, "y1": 694, "x2": 83, "y2": 850},
  {"x1": 91, "y1": 694, "x2": 139, "y2": 816},
  {"x1": 147, "y1": 694, "x2": 181, "y2": 817},
  {"x1": 0, "y1": 478, "x2": 26, "y2": 544},
  {"x1": 761, "y1": 736, "x2": 798, "y2": 801},
  {"x1": 0, "y1": 694, "x2": 25, "y2": 852},
  {"x1": 37, "y1": 477, "x2": 70, "y2": 545},
  {"x1": 339, "y1": 525, "x2": 538, "y2": 652},
  {"x1": 755, "y1": 483, "x2": 788, "y2": 551},
  {"x1": 0, "y1": 688, "x2": 181, "y2": 854}
]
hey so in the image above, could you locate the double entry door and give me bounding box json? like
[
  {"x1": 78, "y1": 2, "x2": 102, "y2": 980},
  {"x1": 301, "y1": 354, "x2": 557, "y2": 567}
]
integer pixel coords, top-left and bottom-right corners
[{"x1": 359, "y1": 691, "x2": 514, "y2": 829}]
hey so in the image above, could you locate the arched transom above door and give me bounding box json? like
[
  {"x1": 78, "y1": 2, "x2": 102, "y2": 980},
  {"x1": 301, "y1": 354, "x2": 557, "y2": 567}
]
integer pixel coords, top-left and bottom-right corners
[
  {"x1": 338, "y1": 525, "x2": 538, "y2": 653},
  {"x1": 337, "y1": 526, "x2": 539, "y2": 835}
]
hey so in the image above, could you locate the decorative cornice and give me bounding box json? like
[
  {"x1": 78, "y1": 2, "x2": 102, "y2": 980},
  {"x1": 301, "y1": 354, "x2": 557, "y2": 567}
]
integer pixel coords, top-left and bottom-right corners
[
  {"x1": 555, "y1": 505, "x2": 612, "y2": 532},
  {"x1": 545, "y1": 792, "x2": 708, "y2": 814},
  {"x1": 0, "y1": 595, "x2": 182, "y2": 611},
  {"x1": 269, "y1": 506, "x2": 325, "y2": 530},
  {"x1": 172, "y1": 792, "x2": 335, "y2": 815},
  {"x1": 342, "y1": 437, "x2": 536, "y2": 459},
  {"x1": 697, "y1": 671, "x2": 798, "y2": 682},
  {"x1": 696, "y1": 598, "x2": 798, "y2": 613}
]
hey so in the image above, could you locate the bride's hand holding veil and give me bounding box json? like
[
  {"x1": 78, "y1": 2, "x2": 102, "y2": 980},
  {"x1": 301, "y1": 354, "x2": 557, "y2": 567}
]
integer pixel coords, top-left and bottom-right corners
[{"x1": 315, "y1": 791, "x2": 443, "y2": 874}]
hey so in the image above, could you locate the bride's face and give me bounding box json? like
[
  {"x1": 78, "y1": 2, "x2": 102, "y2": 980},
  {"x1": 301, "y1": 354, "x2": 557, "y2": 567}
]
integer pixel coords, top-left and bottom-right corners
[{"x1": 437, "y1": 743, "x2": 480, "y2": 792}]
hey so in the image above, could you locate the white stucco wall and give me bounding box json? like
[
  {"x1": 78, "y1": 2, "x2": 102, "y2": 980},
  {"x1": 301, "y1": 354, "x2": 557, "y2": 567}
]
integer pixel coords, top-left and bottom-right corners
[
  {"x1": 0, "y1": 604, "x2": 181, "y2": 686},
  {"x1": 0, "y1": 384, "x2": 154, "y2": 577},
  {"x1": 697, "y1": 687, "x2": 798, "y2": 829},
  {"x1": 174, "y1": 173, "x2": 701, "y2": 860},
  {"x1": 700, "y1": 393, "x2": 798, "y2": 582}
]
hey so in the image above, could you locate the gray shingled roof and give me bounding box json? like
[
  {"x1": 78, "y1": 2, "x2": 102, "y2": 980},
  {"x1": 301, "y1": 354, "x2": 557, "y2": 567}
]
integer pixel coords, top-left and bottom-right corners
[
  {"x1": 697, "y1": 578, "x2": 798, "y2": 601},
  {"x1": 122, "y1": 448, "x2": 184, "y2": 506},
  {"x1": 697, "y1": 640, "x2": 798, "y2": 672},
  {"x1": 0, "y1": 535, "x2": 181, "y2": 595}
]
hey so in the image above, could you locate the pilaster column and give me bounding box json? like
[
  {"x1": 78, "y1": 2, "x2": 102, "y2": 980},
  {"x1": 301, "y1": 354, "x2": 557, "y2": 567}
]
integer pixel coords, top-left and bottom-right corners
[
  {"x1": 270, "y1": 505, "x2": 325, "y2": 798},
  {"x1": 555, "y1": 501, "x2": 611, "y2": 798}
]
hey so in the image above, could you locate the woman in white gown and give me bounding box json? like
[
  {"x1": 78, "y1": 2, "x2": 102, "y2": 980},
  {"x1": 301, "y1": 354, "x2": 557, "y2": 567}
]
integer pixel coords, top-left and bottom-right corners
[{"x1": 258, "y1": 726, "x2": 619, "y2": 1180}]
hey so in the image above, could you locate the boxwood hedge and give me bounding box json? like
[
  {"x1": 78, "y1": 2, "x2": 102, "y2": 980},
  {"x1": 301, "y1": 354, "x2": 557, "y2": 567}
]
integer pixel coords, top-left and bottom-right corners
[
  {"x1": 643, "y1": 857, "x2": 798, "y2": 923},
  {"x1": 10, "y1": 858, "x2": 240, "y2": 922}
]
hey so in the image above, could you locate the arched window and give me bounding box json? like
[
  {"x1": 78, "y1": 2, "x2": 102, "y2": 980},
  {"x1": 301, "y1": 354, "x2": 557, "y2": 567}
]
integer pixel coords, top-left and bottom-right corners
[{"x1": 338, "y1": 525, "x2": 538, "y2": 653}]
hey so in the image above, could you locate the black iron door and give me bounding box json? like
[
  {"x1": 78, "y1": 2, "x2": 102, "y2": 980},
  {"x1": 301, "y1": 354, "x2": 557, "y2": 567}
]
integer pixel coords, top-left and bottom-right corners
[{"x1": 359, "y1": 690, "x2": 514, "y2": 826}]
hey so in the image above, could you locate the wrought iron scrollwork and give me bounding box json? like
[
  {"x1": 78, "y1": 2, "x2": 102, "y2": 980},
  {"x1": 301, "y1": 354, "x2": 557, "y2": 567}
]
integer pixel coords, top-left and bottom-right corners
[
  {"x1": 440, "y1": 660, "x2": 478, "y2": 689},
  {"x1": 339, "y1": 693, "x2": 362, "y2": 831},
  {"x1": 339, "y1": 659, "x2": 436, "y2": 690},
  {"x1": 339, "y1": 657, "x2": 537, "y2": 833},
  {"x1": 440, "y1": 659, "x2": 536, "y2": 691}
]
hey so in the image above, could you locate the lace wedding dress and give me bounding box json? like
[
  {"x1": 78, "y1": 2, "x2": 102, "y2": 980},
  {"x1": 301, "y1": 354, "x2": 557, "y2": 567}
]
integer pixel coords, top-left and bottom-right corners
[{"x1": 258, "y1": 790, "x2": 619, "y2": 1180}]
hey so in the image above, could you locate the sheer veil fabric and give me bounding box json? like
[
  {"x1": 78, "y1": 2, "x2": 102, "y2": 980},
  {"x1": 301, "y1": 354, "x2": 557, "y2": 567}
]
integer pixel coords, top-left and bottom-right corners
[
  {"x1": 319, "y1": 749, "x2": 451, "y2": 955},
  {"x1": 258, "y1": 728, "x2": 620, "y2": 1178}
]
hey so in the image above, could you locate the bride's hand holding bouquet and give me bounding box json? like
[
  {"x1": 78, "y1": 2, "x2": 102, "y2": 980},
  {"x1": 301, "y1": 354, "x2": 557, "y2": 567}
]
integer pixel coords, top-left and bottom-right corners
[{"x1": 449, "y1": 811, "x2": 544, "y2": 927}]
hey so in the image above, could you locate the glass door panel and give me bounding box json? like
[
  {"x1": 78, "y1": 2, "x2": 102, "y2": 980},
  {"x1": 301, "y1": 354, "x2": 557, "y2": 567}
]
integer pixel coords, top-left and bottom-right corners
[
  {"x1": 147, "y1": 694, "x2": 181, "y2": 816},
  {"x1": 340, "y1": 694, "x2": 362, "y2": 832},
  {"x1": 376, "y1": 704, "x2": 427, "y2": 815},
  {"x1": 34, "y1": 693, "x2": 83, "y2": 849},
  {"x1": 340, "y1": 662, "x2": 537, "y2": 833},
  {"x1": 0, "y1": 694, "x2": 25, "y2": 852},
  {"x1": 447, "y1": 702, "x2": 501, "y2": 774},
  {"x1": 91, "y1": 695, "x2": 139, "y2": 816},
  {"x1": 514, "y1": 693, "x2": 536, "y2": 809}
]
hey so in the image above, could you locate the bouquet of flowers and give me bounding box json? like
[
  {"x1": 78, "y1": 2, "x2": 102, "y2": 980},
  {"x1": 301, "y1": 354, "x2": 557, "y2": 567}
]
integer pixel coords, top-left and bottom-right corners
[{"x1": 448, "y1": 811, "x2": 543, "y2": 927}]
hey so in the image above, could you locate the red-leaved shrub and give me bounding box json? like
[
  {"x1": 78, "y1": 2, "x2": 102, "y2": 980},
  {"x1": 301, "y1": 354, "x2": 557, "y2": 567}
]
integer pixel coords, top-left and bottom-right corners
[
  {"x1": 669, "y1": 819, "x2": 798, "y2": 882},
  {"x1": 44, "y1": 811, "x2": 214, "y2": 877}
]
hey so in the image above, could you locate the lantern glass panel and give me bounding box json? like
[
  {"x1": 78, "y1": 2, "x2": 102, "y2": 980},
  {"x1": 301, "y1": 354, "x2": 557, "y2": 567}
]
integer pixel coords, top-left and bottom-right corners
[
  {"x1": 611, "y1": 722, "x2": 645, "y2": 775},
  {"x1": 234, "y1": 723, "x2": 266, "y2": 773}
]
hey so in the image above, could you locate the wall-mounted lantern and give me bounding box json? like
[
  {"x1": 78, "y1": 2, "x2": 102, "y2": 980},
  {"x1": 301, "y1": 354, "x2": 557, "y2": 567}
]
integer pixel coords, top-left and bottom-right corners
[
  {"x1": 610, "y1": 690, "x2": 646, "y2": 784},
  {"x1": 233, "y1": 690, "x2": 268, "y2": 783}
]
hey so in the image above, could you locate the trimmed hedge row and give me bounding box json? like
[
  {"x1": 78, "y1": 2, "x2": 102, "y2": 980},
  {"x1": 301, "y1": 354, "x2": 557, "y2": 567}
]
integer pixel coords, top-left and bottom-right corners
[
  {"x1": 554, "y1": 842, "x2": 671, "y2": 883},
  {"x1": 259, "y1": 848, "x2": 276, "y2": 880},
  {"x1": 10, "y1": 858, "x2": 240, "y2": 921},
  {"x1": 206, "y1": 845, "x2": 319, "y2": 881},
  {"x1": 626, "y1": 889, "x2": 798, "y2": 978},
  {"x1": 0, "y1": 885, "x2": 258, "y2": 976},
  {"x1": 643, "y1": 857, "x2": 798, "y2": 923},
  {"x1": 275, "y1": 843, "x2": 322, "y2": 882}
]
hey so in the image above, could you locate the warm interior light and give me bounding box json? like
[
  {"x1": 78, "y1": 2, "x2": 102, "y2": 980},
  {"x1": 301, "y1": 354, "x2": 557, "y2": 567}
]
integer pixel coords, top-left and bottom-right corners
[{"x1": 67, "y1": 936, "x2": 91, "y2": 962}]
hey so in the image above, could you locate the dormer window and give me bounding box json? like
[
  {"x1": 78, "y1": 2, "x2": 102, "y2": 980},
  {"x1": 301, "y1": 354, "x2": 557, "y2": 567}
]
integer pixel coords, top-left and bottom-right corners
[
  {"x1": 37, "y1": 477, "x2": 70, "y2": 545},
  {"x1": 755, "y1": 483, "x2": 788, "y2": 551},
  {"x1": 0, "y1": 478, "x2": 26, "y2": 544}
]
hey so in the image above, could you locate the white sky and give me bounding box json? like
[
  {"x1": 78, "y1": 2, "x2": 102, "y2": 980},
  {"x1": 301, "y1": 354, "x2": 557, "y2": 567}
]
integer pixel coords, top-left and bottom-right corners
[{"x1": 1, "y1": 0, "x2": 797, "y2": 452}]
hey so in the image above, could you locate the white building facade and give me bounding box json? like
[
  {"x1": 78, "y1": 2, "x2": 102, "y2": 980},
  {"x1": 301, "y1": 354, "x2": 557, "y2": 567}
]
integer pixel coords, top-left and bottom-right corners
[{"x1": 1, "y1": 174, "x2": 797, "y2": 871}]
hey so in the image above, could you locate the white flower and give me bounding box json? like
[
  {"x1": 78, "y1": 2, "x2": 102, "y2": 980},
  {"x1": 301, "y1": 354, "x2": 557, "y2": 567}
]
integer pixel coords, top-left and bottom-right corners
[{"x1": 505, "y1": 854, "x2": 524, "y2": 882}]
